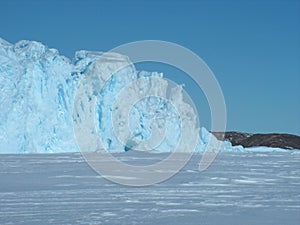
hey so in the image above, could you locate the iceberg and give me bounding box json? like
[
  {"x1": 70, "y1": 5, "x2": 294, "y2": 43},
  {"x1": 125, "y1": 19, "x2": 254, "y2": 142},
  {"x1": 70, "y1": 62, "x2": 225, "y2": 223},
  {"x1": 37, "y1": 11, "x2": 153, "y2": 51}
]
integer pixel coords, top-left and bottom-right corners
[{"x1": 0, "y1": 38, "x2": 241, "y2": 153}]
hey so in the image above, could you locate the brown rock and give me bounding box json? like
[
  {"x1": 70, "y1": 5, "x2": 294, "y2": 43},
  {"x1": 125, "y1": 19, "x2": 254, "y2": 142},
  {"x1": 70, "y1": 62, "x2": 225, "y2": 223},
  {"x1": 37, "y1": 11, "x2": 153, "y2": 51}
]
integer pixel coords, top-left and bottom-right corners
[{"x1": 212, "y1": 132, "x2": 300, "y2": 150}]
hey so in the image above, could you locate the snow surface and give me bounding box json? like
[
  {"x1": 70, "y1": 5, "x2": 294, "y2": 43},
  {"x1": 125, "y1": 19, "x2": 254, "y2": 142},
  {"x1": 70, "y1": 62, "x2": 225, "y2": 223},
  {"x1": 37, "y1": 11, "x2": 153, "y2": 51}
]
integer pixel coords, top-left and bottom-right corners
[
  {"x1": 0, "y1": 38, "x2": 292, "y2": 153},
  {"x1": 0, "y1": 152, "x2": 299, "y2": 225}
]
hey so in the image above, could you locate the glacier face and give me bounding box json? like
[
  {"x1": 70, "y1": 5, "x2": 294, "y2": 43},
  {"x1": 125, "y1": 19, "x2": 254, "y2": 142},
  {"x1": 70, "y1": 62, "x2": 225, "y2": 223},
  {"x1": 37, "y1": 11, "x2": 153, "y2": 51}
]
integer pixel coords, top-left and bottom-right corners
[
  {"x1": 0, "y1": 38, "x2": 241, "y2": 153},
  {"x1": 0, "y1": 39, "x2": 77, "y2": 153}
]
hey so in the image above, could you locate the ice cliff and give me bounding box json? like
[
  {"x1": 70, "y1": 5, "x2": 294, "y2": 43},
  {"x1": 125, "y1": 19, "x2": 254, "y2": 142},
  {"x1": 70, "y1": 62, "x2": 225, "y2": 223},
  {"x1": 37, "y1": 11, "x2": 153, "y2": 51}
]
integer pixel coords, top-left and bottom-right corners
[{"x1": 0, "y1": 38, "x2": 242, "y2": 153}]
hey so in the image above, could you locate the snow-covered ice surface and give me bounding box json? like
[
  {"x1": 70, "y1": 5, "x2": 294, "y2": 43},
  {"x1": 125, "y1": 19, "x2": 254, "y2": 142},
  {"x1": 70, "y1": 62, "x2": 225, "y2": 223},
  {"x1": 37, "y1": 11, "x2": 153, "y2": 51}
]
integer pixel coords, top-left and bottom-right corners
[{"x1": 0, "y1": 151, "x2": 299, "y2": 225}]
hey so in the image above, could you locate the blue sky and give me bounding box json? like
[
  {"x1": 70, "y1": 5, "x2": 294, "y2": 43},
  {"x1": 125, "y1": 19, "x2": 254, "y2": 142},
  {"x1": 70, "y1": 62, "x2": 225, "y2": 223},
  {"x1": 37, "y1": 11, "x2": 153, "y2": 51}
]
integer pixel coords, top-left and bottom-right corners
[{"x1": 1, "y1": 0, "x2": 299, "y2": 134}]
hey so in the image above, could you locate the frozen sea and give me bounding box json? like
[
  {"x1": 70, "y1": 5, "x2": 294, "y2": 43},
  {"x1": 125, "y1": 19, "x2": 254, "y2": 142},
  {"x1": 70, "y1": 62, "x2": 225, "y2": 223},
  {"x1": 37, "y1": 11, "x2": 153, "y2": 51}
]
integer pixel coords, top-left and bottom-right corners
[{"x1": 0, "y1": 151, "x2": 299, "y2": 225}]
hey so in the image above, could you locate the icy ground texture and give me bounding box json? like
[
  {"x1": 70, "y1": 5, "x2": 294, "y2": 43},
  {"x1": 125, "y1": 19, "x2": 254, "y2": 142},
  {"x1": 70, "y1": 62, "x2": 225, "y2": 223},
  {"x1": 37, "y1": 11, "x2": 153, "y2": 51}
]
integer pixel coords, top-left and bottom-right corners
[
  {"x1": 0, "y1": 152, "x2": 299, "y2": 225},
  {"x1": 0, "y1": 38, "x2": 250, "y2": 153}
]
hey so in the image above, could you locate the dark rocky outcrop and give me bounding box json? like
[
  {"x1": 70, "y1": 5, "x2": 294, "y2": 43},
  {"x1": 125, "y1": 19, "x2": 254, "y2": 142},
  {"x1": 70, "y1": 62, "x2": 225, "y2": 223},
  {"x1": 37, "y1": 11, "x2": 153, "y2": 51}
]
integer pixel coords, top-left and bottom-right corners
[{"x1": 212, "y1": 132, "x2": 300, "y2": 150}]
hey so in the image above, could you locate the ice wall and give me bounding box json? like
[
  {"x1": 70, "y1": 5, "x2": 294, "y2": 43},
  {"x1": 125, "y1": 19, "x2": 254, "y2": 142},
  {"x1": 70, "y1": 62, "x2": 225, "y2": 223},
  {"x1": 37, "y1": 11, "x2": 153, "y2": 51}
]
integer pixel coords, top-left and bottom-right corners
[
  {"x1": 0, "y1": 39, "x2": 76, "y2": 153},
  {"x1": 0, "y1": 38, "x2": 241, "y2": 153}
]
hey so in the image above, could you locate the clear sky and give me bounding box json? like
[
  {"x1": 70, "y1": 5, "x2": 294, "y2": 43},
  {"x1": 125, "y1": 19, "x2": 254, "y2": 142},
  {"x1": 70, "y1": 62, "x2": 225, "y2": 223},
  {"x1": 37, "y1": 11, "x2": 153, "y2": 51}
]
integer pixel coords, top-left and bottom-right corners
[{"x1": 1, "y1": 0, "x2": 299, "y2": 135}]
